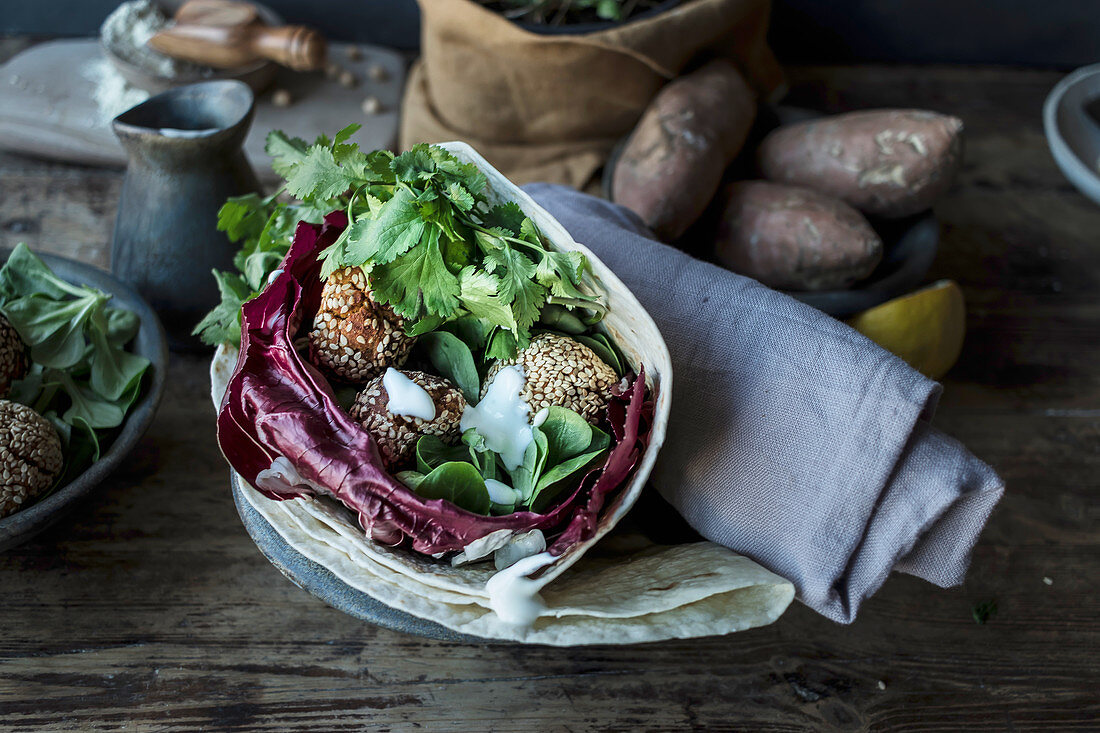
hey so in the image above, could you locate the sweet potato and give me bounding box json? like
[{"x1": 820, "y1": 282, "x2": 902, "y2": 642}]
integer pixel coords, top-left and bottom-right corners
[
  {"x1": 612, "y1": 59, "x2": 756, "y2": 241},
  {"x1": 712, "y1": 181, "x2": 883, "y2": 291},
  {"x1": 757, "y1": 109, "x2": 963, "y2": 218}
]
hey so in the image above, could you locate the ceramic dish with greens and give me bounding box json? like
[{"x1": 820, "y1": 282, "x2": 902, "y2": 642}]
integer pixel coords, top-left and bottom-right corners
[{"x1": 0, "y1": 245, "x2": 166, "y2": 550}]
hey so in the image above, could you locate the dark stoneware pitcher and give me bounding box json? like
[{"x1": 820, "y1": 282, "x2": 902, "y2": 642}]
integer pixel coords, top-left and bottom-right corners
[{"x1": 112, "y1": 80, "x2": 261, "y2": 350}]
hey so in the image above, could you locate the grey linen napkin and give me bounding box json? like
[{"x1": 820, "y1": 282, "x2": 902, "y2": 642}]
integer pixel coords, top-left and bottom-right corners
[{"x1": 526, "y1": 183, "x2": 1005, "y2": 623}]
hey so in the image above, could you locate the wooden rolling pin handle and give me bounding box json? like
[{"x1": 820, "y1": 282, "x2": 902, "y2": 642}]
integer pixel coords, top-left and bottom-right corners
[{"x1": 251, "y1": 26, "x2": 327, "y2": 71}]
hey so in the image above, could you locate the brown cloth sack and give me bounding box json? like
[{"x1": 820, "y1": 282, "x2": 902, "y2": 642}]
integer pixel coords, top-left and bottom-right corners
[{"x1": 400, "y1": 0, "x2": 784, "y2": 190}]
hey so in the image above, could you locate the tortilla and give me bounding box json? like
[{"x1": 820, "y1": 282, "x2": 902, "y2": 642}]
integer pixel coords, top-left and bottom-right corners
[
  {"x1": 210, "y1": 142, "x2": 795, "y2": 644},
  {"x1": 233, "y1": 469, "x2": 793, "y2": 645}
]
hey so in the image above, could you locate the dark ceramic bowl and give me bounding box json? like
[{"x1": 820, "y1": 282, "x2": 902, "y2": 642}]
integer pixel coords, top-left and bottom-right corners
[
  {"x1": 513, "y1": 0, "x2": 681, "y2": 35},
  {"x1": 0, "y1": 249, "x2": 168, "y2": 552},
  {"x1": 102, "y1": 1, "x2": 283, "y2": 94},
  {"x1": 1044, "y1": 62, "x2": 1100, "y2": 206}
]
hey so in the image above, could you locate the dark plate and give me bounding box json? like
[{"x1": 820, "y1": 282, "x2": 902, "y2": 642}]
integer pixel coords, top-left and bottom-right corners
[
  {"x1": 230, "y1": 473, "x2": 483, "y2": 643},
  {"x1": 0, "y1": 249, "x2": 168, "y2": 552},
  {"x1": 783, "y1": 213, "x2": 939, "y2": 318},
  {"x1": 602, "y1": 105, "x2": 941, "y2": 317},
  {"x1": 1043, "y1": 62, "x2": 1100, "y2": 206}
]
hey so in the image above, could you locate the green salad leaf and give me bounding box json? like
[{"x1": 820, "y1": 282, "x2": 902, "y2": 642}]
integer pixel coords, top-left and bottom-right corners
[
  {"x1": 401, "y1": 403, "x2": 610, "y2": 516},
  {"x1": 416, "y1": 331, "x2": 481, "y2": 404},
  {"x1": 400, "y1": 461, "x2": 492, "y2": 516}
]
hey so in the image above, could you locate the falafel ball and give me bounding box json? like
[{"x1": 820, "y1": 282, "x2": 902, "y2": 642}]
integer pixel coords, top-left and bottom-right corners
[
  {"x1": 1, "y1": 400, "x2": 63, "y2": 518},
  {"x1": 0, "y1": 313, "x2": 28, "y2": 398},
  {"x1": 308, "y1": 267, "x2": 416, "y2": 383},
  {"x1": 350, "y1": 369, "x2": 467, "y2": 469},
  {"x1": 484, "y1": 333, "x2": 618, "y2": 424}
]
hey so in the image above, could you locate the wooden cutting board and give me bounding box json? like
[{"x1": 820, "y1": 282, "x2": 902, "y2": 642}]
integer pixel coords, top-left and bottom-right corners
[{"x1": 0, "y1": 39, "x2": 405, "y2": 181}]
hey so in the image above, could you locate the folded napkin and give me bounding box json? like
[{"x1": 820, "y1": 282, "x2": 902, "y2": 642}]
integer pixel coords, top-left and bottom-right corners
[{"x1": 525, "y1": 184, "x2": 1005, "y2": 623}]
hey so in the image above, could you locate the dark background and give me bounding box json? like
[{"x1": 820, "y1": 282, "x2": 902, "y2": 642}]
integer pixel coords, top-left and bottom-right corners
[{"x1": 1, "y1": 0, "x2": 1096, "y2": 67}]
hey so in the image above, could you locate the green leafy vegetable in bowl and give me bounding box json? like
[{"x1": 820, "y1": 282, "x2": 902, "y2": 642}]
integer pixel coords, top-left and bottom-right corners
[{"x1": 0, "y1": 244, "x2": 151, "y2": 515}]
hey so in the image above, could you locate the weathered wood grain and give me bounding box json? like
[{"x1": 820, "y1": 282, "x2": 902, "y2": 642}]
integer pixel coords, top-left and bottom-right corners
[{"x1": 0, "y1": 48, "x2": 1097, "y2": 731}]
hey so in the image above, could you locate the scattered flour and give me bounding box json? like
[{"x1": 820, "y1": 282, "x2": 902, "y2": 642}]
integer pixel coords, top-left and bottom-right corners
[
  {"x1": 81, "y1": 57, "x2": 150, "y2": 124},
  {"x1": 100, "y1": 0, "x2": 211, "y2": 79}
]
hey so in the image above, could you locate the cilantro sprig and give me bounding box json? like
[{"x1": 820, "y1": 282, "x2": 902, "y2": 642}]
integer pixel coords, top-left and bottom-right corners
[
  {"x1": 280, "y1": 127, "x2": 602, "y2": 356},
  {"x1": 196, "y1": 126, "x2": 604, "y2": 357}
]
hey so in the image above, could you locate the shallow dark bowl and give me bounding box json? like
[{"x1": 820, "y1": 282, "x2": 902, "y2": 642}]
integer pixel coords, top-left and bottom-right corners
[
  {"x1": 0, "y1": 249, "x2": 168, "y2": 552},
  {"x1": 230, "y1": 473, "x2": 483, "y2": 643},
  {"x1": 102, "y1": 0, "x2": 283, "y2": 94},
  {"x1": 512, "y1": 0, "x2": 681, "y2": 35},
  {"x1": 782, "y1": 213, "x2": 939, "y2": 318},
  {"x1": 603, "y1": 104, "x2": 940, "y2": 317},
  {"x1": 1044, "y1": 62, "x2": 1100, "y2": 206}
]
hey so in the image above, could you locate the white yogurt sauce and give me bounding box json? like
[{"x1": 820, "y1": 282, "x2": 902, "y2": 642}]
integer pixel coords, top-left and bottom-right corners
[
  {"x1": 485, "y1": 551, "x2": 554, "y2": 626},
  {"x1": 484, "y1": 478, "x2": 518, "y2": 505},
  {"x1": 494, "y1": 529, "x2": 547, "y2": 571},
  {"x1": 383, "y1": 368, "x2": 436, "y2": 420},
  {"x1": 460, "y1": 366, "x2": 532, "y2": 470}
]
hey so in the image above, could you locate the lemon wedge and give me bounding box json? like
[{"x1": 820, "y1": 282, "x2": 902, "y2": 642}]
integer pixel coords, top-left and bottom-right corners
[{"x1": 846, "y1": 280, "x2": 966, "y2": 380}]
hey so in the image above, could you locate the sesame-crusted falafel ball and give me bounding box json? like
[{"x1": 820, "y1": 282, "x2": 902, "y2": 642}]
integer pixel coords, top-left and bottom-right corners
[
  {"x1": 0, "y1": 400, "x2": 63, "y2": 518},
  {"x1": 484, "y1": 333, "x2": 618, "y2": 424},
  {"x1": 0, "y1": 314, "x2": 28, "y2": 398},
  {"x1": 309, "y1": 267, "x2": 416, "y2": 383},
  {"x1": 349, "y1": 370, "x2": 467, "y2": 469}
]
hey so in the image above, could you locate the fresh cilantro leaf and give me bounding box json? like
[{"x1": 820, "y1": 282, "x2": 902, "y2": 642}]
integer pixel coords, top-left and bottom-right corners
[
  {"x1": 265, "y1": 130, "x2": 310, "y2": 178},
  {"x1": 372, "y1": 228, "x2": 460, "y2": 320},
  {"x1": 536, "y1": 250, "x2": 592, "y2": 300},
  {"x1": 217, "y1": 193, "x2": 269, "y2": 244},
  {"x1": 285, "y1": 145, "x2": 353, "y2": 201},
  {"x1": 242, "y1": 250, "x2": 286, "y2": 292},
  {"x1": 483, "y1": 244, "x2": 545, "y2": 330},
  {"x1": 519, "y1": 217, "x2": 542, "y2": 244},
  {"x1": 481, "y1": 202, "x2": 526, "y2": 235},
  {"x1": 445, "y1": 181, "x2": 475, "y2": 212},
  {"x1": 458, "y1": 267, "x2": 517, "y2": 332},
  {"x1": 430, "y1": 148, "x2": 488, "y2": 195},
  {"x1": 346, "y1": 187, "x2": 427, "y2": 265},
  {"x1": 192, "y1": 269, "x2": 252, "y2": 346},
  {"x1": 333, "y1": 123, "x2": 361, "y2": 146},
  {"x1": 392, "y1": 144, "x2": 437, "y2": 182}
]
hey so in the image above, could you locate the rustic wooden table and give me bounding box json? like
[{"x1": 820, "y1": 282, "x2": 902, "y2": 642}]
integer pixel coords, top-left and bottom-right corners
[{"x1": 1, "y1": 46, "x2": 1096, "y2": 730}]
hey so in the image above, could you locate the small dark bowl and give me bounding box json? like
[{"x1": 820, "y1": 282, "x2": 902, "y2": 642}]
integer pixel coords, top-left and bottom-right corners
[
  {"x1": 603, "y1": 104, "x2": 940, "y2": 317},
  {"x1": 1044, "y1": 62, "x2": 1100, "y2": 206},
  {"x1": 512, "y1": 0, "x2": 682, "y2": 35},
  {"x1": 0, "y1": 249, "x2": 168, "y2": 552},
  {"x1": 780, "y1": 213, "x2": 939, "y2": 318},
  {"x1": 102, "y1": 0, "x2": 283, "y2": 95}
]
